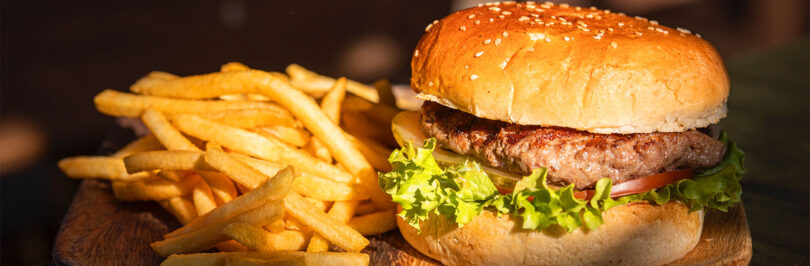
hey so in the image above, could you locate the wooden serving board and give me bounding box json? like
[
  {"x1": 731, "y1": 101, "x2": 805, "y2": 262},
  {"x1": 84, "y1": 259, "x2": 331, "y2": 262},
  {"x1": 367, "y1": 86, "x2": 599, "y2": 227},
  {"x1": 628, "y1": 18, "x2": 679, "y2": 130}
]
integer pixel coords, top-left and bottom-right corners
[{"x1": 53, "y1": 177, "x2": 751, "y2": 265}]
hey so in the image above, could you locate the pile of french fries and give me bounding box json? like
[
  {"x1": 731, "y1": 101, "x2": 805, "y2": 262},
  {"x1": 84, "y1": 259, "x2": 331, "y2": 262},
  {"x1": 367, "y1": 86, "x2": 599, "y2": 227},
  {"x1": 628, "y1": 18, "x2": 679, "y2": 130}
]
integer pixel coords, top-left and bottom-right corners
[{"x1": 58, "y1": 62, "x2": 402, "y2": 266}]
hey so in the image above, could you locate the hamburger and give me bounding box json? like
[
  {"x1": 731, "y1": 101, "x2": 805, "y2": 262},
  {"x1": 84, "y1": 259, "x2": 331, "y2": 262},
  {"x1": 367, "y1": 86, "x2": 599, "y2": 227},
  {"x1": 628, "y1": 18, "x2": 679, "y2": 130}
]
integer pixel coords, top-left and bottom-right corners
[{"x1": 378, "y1": 2, "x2": 745, "y2": 265}]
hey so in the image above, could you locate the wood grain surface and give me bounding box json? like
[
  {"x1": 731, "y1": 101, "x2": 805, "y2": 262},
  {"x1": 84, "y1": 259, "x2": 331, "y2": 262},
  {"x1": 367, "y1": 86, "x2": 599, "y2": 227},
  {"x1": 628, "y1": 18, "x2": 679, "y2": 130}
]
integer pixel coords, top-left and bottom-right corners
[{"x1": 53, "y1": 177, "x2": 750, "y2": 265}]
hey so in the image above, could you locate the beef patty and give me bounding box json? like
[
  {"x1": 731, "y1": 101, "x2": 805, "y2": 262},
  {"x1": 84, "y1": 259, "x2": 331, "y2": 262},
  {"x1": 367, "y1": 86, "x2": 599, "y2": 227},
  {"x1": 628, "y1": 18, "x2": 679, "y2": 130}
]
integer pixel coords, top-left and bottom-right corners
[{"x1": 420, "y1": 102, "x2": 726, "y2": 189}]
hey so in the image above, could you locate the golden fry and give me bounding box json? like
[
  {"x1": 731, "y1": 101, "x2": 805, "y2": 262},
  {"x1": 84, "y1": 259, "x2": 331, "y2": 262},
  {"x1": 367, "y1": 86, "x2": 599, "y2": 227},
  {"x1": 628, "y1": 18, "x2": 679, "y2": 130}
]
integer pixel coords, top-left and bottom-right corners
[
  {"x1": 58, "y1": 156, "x2": 151, "y2": 181},
  {"x1": 286, "y1": 64, "x2": 379, "y2": 103},
  {"x1": 159, "y1": 196, "x2": 198, "y2": 225},
  {"x1": 111, "y1": 135, "x2": 164, "y2": 158},
  {"x1": 215, "y1": 240, "x2": 249, "y2": 252},
  {"x1": 172, "y1": 114, "x2": 352, "y2": 183},
  {"x1": 112, "y1": 174, "x2": 199, "y2": 201},
  {"x1": 162, "y1": 251, "x2": 368, "y2": 266},
  {"x1": 283, "y1": 192, "x2": 369, "y2": 252},
  {"x1": 165, "y1": 167, "x2": 294, "y2": 238},
  {"x1": 255, "y1": 125, "x2": 310, "y2": 148},
  {"x1": 94, "y1": 89, "x2": 287, "y2": 118},
  {"x1": 198, "y1": 109, "x2": 297, "y2": 128},
  {"x1": 192, "y1": 178, "x2": 218, "y2": 215},
  {"x1": 221, "y1": 62, "x2": 250, "y2": 72},
  {"x1": 307, "y1": 200, "x2": 359, "y2": 252},
  {"x1": 223, "y1": 223, "x2": 308, "y2": 251},
  {"x1": 204, "y1": 145, "x2": 269, "y2": 189},
  {"x1": 197, "y1": 171, "x2": 238, "y2": 204},
  {"x1": 151, "y1": 201, "x2": 284, "y2": 257},
  {"x1": 142, "y1": 108, "x2": 200, "y2": 151},
  {"x1": 123, "y1": 150, "x2": 214, "y2": 173},
  {"x1": 348, "y1": 209, "x2": 397, "y2": 236}
]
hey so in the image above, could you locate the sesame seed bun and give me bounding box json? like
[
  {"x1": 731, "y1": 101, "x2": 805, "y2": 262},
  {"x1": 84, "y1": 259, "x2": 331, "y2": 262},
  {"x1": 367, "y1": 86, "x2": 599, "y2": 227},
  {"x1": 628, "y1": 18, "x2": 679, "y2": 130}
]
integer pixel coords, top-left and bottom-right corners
[
  {"x1": 411, "y1": 2, "x2": 729, "y2": 134},
  {"x1": 398, "y1": 202, "x2": 704, "y2": 266}
]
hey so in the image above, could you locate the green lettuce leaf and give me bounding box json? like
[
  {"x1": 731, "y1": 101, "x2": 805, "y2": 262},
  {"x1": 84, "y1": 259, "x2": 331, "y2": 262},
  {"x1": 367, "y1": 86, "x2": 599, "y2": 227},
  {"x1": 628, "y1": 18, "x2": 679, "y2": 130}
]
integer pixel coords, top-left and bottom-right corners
[{"x1": 379, "y1": 134, "x2": 745, "y2": 233}]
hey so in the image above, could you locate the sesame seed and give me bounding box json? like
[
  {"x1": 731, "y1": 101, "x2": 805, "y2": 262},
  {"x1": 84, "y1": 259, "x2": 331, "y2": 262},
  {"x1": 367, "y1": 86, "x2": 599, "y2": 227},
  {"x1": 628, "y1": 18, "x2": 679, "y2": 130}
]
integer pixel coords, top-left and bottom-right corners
[
  {"x1": 414, "y1": 50, "x2": 420, "y2": 56},
  {"x1": 499, "y1": 60, "x2": 508, "y2": 69},
  {"x1": 590, "y1": 6, "x2": 597, "y2": 10},
  {"x1": 468, "y1": 14, "x2": 476, "y2": 19},
  {"x1": 475, "y1": 20, "x2": 481, "y2": 25},
  {"x1": 489, "y1": 7, "x2": 501, "y2": 12},
  {"x1": 695, "y1": 33, "x2": 701, "y2": 38},
  {"x1": 498, "y1": 15, "x2": 505, "y2": 19},
  {"x1": 495, "y1": 38, "x2": 502, "y2": 45},
  {"x1": 610, "y1": 42, "x2": 618, "y2": 48},
  {"x1": 594, "y1": 35, "x2": 602, "y2": 40},
  {"x1": 484, "y1": 39, "x2": 492, "y2": 44},
  {"x1": 502, "y1": 11, "x2": 512, "y2": 15},
  {"x1": 502, "y1": 31, "x2": 509, "y2": 37},
  {"x1": 650, "y1": 20, "x2": 658, "y2": 25},
  {"x1": 425, "y1": 24, "x2": 433, "y2": 32},
  {"x1": 544, "y1": 37, "x2": 551, "y2": 43},
  {"x1": 489, "y1": 18, "x2": 495, "y2": 22},
  {"x1": 528, "y1": 32, "x2": 545, "y2": 41},
  {"x1": 460, "y1": 26, "x2": 466, "y2": 31},
  {"x1": 475, "y1": 51, "x2": 484, "y2": 57},
  {"x1": 617, "y1": 22, "x2": 624, "y2": 27},
  {"x1": 470, "y1": 74, "x2": 479, "y2": 80},
  {"x1": 608, "y1": 27, "x2": 614, "y2": 31},
  {"x1": 519, "y1": 16, "x2": 529, "y2": 22},
  {"x1": 564, "y1": 36, "x2": 570, "y2": 41},
  {"x1": 581, "y1": 27, "x2": 590, "y2": 32},
  {"x1": 428, "y1": 81, "x2": 434, "y2": 86},
  {"x1": 635, "y1": 32, "x2": 643, "y2": 36},
  {"x1": 560, "y1": 3, "x2": 569, "y2": 8},
  {"x1": 635, "y1": 16, "x2": 646, "y2": 21},
  {"x1": 477, "y1": 3, "x2": 484, "y2": 7},
  {"x1": 676, "y1": 27, "x2": 691, "y2": 34},
  {"x1": 575, "y1": 6, "x2": 581, "y2": 11},
  {"x1": 465, "y1": 65, "x2": 470, "y2": 69}
]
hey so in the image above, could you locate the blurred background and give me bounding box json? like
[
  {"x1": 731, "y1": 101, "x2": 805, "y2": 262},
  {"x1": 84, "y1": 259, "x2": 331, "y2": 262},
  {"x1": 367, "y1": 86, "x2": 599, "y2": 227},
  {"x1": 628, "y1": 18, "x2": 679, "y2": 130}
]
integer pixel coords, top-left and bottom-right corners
[{"x1": 1, "y1": 0, "x2": 807, "y2": 264}]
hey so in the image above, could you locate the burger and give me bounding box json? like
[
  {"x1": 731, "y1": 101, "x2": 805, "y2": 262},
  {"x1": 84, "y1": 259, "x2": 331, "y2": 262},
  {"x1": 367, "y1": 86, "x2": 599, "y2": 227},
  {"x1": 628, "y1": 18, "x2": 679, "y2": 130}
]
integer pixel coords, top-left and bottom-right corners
[{"x1": 378, "y1": 2, "x2": 745, "y2": 265}]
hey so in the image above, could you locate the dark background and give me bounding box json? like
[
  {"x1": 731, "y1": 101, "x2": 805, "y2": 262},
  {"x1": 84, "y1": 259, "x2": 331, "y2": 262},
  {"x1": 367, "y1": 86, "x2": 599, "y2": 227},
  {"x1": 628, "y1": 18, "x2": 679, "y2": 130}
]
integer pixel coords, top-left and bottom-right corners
[{"x1": 1, "y1": 0, "x2": 808, "y2": 265}]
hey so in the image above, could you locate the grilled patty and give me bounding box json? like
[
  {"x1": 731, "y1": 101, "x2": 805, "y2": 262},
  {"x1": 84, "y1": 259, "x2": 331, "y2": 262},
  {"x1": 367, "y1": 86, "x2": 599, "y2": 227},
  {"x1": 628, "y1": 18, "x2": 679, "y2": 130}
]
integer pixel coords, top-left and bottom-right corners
[{"x1": 420, "y1": 102, "x2": 726, "y2": 189}]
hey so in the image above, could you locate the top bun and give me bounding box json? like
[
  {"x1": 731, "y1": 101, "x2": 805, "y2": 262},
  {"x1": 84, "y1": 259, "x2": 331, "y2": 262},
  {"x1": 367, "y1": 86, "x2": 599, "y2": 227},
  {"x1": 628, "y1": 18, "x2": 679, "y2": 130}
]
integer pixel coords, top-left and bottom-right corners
[{"x1": 411, "y1": 2, "x2": 729, "y2": 134}]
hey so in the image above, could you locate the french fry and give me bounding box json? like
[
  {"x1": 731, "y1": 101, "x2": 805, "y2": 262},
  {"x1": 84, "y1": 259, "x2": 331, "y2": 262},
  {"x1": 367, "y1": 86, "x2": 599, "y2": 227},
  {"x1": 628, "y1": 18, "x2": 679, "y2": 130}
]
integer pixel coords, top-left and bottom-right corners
[
  {"x1": 232, "y1": 153, "x2": 365, "y2": 201},
  {"x1": 303, "y1": 197, "x2": 331, "y2": 213},
  {"x1": 204, "y1": 146, "x2": 270, "y2": 189},
  {"x1": 348, "y1": 134, "x2": 392, "y2": 172},
  {"x1": 224, "y1": 256, "x2": 297, "y2": 266},
  {"x1": 286, "y1": 64, "x2": 379, "y2": 103},
  {"x1": 348, "y1": 209, "x2": 397, "y2": 236},
  {"x1": 162, "y1": 251, "x2": 369, "y2": 266},
  {"x1": 159, "y1": 196, "x2": 198, "y2": 225},
  {"x1": 284, "y1": 217, "x2": 308, "y2": 232},
  {"x1": 151, "y1": 201, "x2": 284, "y2": 257},
  {"x1": 142, "y1": 108, "x2": 201, "y2": 151},
  {"x1": 307, "y1": 200, "x2": 359, "y2": 252},
  {"x1": 123, "y1": 150, "x2": 215, "y2": 173},
  {"x1": 107, "y1": 70, "x2": 392, "y2": 208},
  {"x1": 197, "y1": 171, "x2": 238, "y2": 204},
  {"x1": 373, "y1": 78, "x2": 397, "y2": 107},
  {"x1": 283, "y1": 192, "x2": 369, "y2": 252},
  {"x1": 172, "y1": 114, "x2": 352, "y2": 183},
  {"x1": 139, "y1": 71, "x2": 179, "y2": 81},
  {"x1": 216, "y1": 240, "x2": 249, "y2": 252},
  {"x1": 157, "y1": 169, "x2": 188, "y2": 182},
  {"x1": 256, "y1": 74, "x2": 394, "y2": 209},
  {"x1": 112, "y1": 175, "x2": 199, "y2": 201},
  {"x1": 303, "y1": 77, "x2": 347, "y2": 162},
  {"x1": 264, "y1": 219, "x2": 285, "y2": 233},
  {"x1": 198, "y1": 109, "x2": 297, "y2": 128},
  {"x1": 165, "y1": 167, "x2": 294, "y2": 238},
  {"x1": 255, "y1": 125, "x2": 310, "y2": 147},
  {"x1": 221, "y1": 62, "x2": 250, "y2": 72},
  {"x1": 342, "y1": 95, "x2": 399, "y2": 126},
  {"x1": 58, "y1": 156, "x2": 152, "y2": 181},
  {"x1": 223, "y1": 223, "x2": 308, "y2": 251},
  {"x1": 94, "y1": 90, "x2": 288, "y2": 118},
  {"x1": 342, "y1": 110, "x2": 396, "y2": 147},
  {"x1": 192, "y1": 178, "x2": 218, "y2": 215},
  {"x1": 111, "y1": 134, "x2": 164, "y2": 158}
]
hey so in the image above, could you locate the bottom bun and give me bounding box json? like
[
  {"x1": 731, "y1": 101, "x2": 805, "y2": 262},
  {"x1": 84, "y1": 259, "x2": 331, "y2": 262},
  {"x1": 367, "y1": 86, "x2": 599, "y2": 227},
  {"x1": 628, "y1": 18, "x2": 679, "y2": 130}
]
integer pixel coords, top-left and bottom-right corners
[{"x1": 398, "y1": 202, "x2": 703, "y2": 266}]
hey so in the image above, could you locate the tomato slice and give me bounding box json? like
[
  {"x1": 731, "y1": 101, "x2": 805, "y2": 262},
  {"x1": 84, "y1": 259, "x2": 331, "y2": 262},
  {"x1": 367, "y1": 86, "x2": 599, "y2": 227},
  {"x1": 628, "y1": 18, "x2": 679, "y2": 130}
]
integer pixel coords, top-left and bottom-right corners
[{"x1": 500, "y1": 169, "x2": 694, "y2": 201}]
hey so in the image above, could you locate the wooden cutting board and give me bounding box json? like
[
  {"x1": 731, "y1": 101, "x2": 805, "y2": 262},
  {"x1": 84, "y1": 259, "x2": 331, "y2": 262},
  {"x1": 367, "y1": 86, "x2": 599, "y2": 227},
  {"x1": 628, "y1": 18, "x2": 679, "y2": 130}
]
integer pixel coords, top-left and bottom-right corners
[{"x1": 53, "y1": 177, "x2": 751, "y2": 265}]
